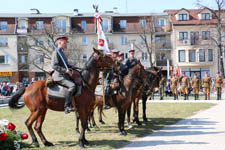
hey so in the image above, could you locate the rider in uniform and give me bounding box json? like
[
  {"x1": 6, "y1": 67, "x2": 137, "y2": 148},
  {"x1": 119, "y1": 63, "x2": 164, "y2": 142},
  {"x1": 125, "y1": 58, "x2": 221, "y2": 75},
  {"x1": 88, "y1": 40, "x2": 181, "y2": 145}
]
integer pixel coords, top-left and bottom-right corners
[
  {"x1": 202, "y1": 72, "x2": 212, "y2": 100},
  {"x1": 125, "y1": 49, "x2": 138, "y2": 70},
  {"x1": 191, "y1": 73, "x2": 200, "y2": 100},
  {"x1": 214, "y1": 72, "x2": 223, "y2": 100},
  {"x1": 181, "y1": 72, "x2": 190, "y2": 100},
  {"x1": 51, "y1": 36, "x2": 80, "y2": 114}
]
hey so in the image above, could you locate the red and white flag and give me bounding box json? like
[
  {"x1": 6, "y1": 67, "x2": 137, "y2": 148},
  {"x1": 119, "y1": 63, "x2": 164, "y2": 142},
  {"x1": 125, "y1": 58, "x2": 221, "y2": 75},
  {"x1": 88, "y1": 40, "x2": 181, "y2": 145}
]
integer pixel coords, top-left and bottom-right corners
[{"x1": 94, "y1": 13, "x2": 111, "y2": 54}]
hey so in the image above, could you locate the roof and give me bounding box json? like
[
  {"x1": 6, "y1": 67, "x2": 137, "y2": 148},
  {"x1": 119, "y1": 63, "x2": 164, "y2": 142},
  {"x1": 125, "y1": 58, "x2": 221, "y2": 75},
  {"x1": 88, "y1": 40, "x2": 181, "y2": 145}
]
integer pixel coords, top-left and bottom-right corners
[
  {"x1": 165, "y1": 9, "x2": 217, "y2": 25},
  {"x1": 0, "y1": 12, "x2": 169, "y2": 18}
]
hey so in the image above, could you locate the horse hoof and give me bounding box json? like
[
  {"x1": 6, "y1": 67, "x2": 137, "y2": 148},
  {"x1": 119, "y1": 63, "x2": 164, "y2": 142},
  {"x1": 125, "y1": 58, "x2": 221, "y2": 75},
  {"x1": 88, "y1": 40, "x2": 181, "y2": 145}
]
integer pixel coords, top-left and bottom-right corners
[
  {"x1": 44, "y1": 141, "x2": 54, "y2": 147},
  {"x1": 76, "y1": 129, "x2": 80, "y2": 134},
  {"x1": 137, "y1": 122, "x2": 142, "y2": 126},
  {"x1": 84, "y1": 139, "x2": 89, "y2": 145},
  {"x1": 31, "y1": 141, "x2": 40, "y2": 147},
  {"x1": 99, "y1": 120, "x2": 105, "y2": 124},
  {"x1": 143, "y1": 118, "x2": 148, "y2": 122},
  {"x1": 120, "y1": 131, "x2": 127, "y2": 136},
  {"x1": 128, "y1": 123, "x2": 133, "y2": 129}
]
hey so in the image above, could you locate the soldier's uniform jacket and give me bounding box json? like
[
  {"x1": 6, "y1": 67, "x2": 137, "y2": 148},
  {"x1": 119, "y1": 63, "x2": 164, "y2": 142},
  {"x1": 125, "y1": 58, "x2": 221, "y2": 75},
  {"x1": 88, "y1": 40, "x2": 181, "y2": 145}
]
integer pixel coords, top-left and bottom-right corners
[
  {"x1": 215, "y1": 76, "x2": 223, "y2": 88},
  {"x1": 182, "y1": 76, "x2": 190, "y2": 88},
  {"x1": 202, "y1": 76, "x2": 212, "y2": 88},
  {"x1": 191, "y1": 77, "x2": 200, "y2": 89},
  {"x1": 170, "y1": 77, "x2": 179, "y2": 88},
  {"x1": 51, "y1": 48, "x2": 73, "y2": 81},
  {"x1": 125, "y1": 57, "x2": 138, "y2": 69}
]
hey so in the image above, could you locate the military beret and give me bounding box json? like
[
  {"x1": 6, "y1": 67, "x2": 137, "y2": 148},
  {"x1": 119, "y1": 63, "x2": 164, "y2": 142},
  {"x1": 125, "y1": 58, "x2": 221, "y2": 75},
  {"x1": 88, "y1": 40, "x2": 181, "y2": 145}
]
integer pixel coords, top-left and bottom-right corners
[
  {"x1": 112, "y1": 49, "x2": 119, "y2": 55},
  {"x1": 129, "y1": 49, "x2": 135, "y2": 53},
  {"x1": 56, "y1": 36, "x2": 68, "y2": 41},
  {"x1": 119, "y1": 52, "x2": 124, "y2": 57}
]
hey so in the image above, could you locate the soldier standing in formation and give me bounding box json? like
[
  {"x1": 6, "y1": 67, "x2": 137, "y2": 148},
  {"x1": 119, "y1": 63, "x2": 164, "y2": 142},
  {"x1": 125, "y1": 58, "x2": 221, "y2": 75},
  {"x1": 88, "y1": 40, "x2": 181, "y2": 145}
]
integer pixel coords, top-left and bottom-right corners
[
  {"x1": 214, "y1": 72, "x2": 223, "y2": 100},
  {"x1": 170, "y1": 74, "x2": 179, "y2": 100},
  {"x1": 202, "y1": 72, "x2": 212, "y2": 100},
  {"x1": 181, "y1": 72, "x2": 190, "y2": 100},
  {"x1": 125, "y1": 49, "x2": 138, "y2": 70},
  {"x1": 191, "y1": 73, "x2": 200, "y2": 100},
  {"x1": 159, "y1": 76, "x2": 166, "y2": 100}
]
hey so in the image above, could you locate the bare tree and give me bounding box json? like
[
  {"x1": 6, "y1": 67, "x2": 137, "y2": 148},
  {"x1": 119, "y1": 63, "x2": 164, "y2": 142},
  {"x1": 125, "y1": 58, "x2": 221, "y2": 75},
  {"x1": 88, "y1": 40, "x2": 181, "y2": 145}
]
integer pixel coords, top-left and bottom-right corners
[{"x1": 197, "y1": 0, "x2": 225, "y2": 77}]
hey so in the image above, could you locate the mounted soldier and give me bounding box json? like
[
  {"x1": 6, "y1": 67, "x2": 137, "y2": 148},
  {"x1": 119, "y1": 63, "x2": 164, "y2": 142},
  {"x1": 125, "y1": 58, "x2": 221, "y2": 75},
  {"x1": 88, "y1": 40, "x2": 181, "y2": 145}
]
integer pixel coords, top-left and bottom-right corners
[
  {"x1": 51, "y1": 36, "x2": 81, "y2": 114},
  {"x1": 214, "y1": 72, "x2": 223, "y2": 100},
  {"x1": 125, "y1": 49, "x2": 138, "y2": 70}
]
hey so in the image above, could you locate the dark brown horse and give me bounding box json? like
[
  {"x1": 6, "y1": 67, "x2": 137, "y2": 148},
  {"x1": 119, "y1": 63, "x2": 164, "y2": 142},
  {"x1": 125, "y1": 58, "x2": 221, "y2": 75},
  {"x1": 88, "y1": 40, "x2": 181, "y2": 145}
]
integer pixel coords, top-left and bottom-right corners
[
  {"x1": 94, "y1": 62, "x2": 151, "y2": 135},
  {"x1": 8, "y1": 48, "x2": 115, "y2": 148}
]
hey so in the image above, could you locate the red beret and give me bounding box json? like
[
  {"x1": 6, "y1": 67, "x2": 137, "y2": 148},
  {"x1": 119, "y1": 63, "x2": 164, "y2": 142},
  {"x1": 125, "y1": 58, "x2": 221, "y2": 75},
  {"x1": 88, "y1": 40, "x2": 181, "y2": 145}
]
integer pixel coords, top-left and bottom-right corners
[
  {"x1": 194, "y1": 73, "x2": 197, "y2": 76},
  {"x1": 56, "y1": 36, "x2": 68, "y2": 41},
  {"x1": 129, "y1": 49, "x2": 135, "y2": 53},
  {"x1": 217, "y1": 72, "x2": 220, "y2": 74},
  {"x1": 112, "y1": 51, "x2": 119, "y2": 55},
  {"x1": 205, "y1": 72, "x2": 208, "y2": 74},
  {"x1": 119, "y1": 53, "x2": 124, "y2": 57},
  {"x1": 183, "y1": 72, "x2": 185, "y2": 75}
]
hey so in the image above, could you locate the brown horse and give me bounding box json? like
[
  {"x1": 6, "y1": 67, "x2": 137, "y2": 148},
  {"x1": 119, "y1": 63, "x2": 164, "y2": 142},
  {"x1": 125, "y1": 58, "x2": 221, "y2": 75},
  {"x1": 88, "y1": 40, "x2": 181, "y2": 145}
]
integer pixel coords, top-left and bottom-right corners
[
  {"x1": 94, "y1": 62, "x2": 151, "y2": 135},
  {"x1": 8, "y1": 48, "x2": 115, "y2": 148}
]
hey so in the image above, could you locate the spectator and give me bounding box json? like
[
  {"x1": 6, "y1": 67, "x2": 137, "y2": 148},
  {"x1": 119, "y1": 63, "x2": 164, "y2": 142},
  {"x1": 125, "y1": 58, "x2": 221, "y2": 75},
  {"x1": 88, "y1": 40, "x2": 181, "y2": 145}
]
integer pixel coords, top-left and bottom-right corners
[{"x1": 1, "y1": 82, "x2": 7, "y2": 96}]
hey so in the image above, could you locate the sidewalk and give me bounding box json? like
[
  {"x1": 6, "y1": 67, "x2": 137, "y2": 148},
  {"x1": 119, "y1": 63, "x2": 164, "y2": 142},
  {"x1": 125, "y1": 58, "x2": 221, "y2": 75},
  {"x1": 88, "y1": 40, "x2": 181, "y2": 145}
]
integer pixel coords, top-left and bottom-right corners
[{"x1": 117, "y1": 101, "x2": 225, "y2": 150}]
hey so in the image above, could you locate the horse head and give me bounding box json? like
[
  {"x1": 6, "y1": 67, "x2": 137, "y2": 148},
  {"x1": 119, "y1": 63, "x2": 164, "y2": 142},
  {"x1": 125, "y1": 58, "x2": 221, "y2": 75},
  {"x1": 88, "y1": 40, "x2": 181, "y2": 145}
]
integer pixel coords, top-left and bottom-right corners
[
  {"x1": 146, "y1": 66, "x2": 163, "y2": 89},
  {"x1": 93, "y1": 48, "x2": 116, "y2": 70}
]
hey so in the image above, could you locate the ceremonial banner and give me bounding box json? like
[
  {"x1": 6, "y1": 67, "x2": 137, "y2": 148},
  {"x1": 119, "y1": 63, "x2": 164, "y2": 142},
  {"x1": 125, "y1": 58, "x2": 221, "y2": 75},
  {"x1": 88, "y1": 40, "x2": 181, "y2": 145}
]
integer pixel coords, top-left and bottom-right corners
[{"x1": 94, "y1": 13, "x2": 111, "y2": 54}]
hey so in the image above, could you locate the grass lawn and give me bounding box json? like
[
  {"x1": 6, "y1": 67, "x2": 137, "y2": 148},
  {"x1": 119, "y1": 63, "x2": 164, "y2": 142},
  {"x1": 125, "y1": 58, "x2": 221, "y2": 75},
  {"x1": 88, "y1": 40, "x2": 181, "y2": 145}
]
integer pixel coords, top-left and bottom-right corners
[{"x1": 0, "y1": 102, "x2": 215, "y2": 150}]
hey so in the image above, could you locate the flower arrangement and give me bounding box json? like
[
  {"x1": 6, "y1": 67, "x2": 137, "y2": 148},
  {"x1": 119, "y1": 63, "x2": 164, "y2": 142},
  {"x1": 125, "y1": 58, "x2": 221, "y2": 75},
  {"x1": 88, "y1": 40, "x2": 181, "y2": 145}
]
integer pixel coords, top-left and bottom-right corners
[{"x1": 0, "y1": 119, "x2": 29, "y2": 150}]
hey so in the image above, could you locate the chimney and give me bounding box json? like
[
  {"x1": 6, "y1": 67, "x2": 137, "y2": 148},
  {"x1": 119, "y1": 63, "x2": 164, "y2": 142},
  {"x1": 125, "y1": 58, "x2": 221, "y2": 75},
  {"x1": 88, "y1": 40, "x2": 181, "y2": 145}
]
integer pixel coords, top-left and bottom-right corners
[{"x1": 74, "y1": 9, "x2": 78, "y2": 16}]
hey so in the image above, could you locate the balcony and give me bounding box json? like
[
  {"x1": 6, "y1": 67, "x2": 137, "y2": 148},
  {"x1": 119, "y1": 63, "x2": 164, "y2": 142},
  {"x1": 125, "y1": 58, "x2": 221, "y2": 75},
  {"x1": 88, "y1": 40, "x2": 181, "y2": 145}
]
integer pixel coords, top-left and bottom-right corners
[
  {"x1": 17, "y1": 28, "x2": 27, "y2": 34},
  {"x1": 156, "y1": 59, "x2": 172, "y2": 66},
  {"x1": 18, "y1": 63, "x2": 29, "y2": 70}
]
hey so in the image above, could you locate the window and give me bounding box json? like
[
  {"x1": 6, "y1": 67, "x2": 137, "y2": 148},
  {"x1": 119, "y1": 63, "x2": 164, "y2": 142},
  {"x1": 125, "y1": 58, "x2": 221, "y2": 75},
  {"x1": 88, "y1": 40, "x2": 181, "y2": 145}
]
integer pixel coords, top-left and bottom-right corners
[
  {"x1": 0, "y1": 38, "x2": 8, "y2": 46},
  {"x1": 20, "y1": 55, "x2": 26, "y2": 63},
  {"x1": 208, "y1": 49, "x2": 213, "y2": 61},
  {"x1": 81, "y1": 20, "x2": 86, "y2": 30},
  {"x1": 199, "y1": 49, "x2": 205, "y2": 62},
  {"x1": 142, "y1": 52, "x2": 148, "y2": 61},
  {"x1": 0, "y1": 56, "x2": 9, "y2": 64},
  {"x1": 36, "y1": 21, "x2": 44, "y2": 30},
  {"x1": 178, "y1": 14, "x2": 187, "y2": 21},
  {"x1": 179, "y1": 32, "x2": 188, "y2": 40},
  {"x1": 0, "y1": 21, "x2": 7, "y2": 30},
  {"x1": 57, "y1": 20, "x2": 66, "y2": 33},
  {"x1": 191, "y1": 32, "x2": 199, "y2": 45},
  {"x1": 36, "y1": 38, "x2": 44, "y2": 46},
  {"x1": 158, "y1": 19, "x2": 166, "y2": 26},
  {"x1": 121, "y1": 36, "x2": 127, "y2": 45},
  {"x1": 155, "y1": 36, "x2": 161, "y2": 43},
  {"x1": 178, "y1": 50, "x2": 185, "y2": 62},
  {"x1": 19, "y1": 21, "x2": 27, "y2": 29},
  {"x1": 82, "y1": 54, "x2": 88, "y2": 63},
  {"x1": 189, "y1": 50, "x2": 196, "y2": 62},
  {"x1": 139, "y1": 19, "x2": 146, "y2": 28},
  {"x1": 102, "y1": 19, "x2": 108, "y2": 33},
  {"x1": 35, "y1": 55, "x2": 44, "y2": 63},
  {"x1": 82, "y1": 37, "x2": 88, "y2": 45},
  {"x1": 120, "y1": 20, "x2": 127, "y2": 29},
  {"x1": 201, "y1": 13, "x2": 210, "y2": 20},
  {"x1": 202, "y1": 31, "x2": 210, "y2": 40}
]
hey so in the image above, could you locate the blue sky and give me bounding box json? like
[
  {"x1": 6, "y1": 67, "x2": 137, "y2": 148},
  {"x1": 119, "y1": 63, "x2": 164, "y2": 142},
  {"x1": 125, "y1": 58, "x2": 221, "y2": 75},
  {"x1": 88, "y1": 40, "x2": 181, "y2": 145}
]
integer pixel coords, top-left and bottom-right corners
[{"x1": 0, "y1": 0, "x2": 216, "y2": 13}]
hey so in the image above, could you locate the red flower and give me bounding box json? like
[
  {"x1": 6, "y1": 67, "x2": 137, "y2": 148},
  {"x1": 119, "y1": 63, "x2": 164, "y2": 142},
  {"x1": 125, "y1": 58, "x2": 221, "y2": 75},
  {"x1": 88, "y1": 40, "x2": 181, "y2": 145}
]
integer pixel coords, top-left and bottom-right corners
[
  {"x1": 0, "y1": 133, "x2": 7, "y2": 141},
  {"x1": 6, "y1": 122, "x2": 16, "y2": 131},
  {"x1": 21, "y1": 133, "x2": 28, "y2": 140}
]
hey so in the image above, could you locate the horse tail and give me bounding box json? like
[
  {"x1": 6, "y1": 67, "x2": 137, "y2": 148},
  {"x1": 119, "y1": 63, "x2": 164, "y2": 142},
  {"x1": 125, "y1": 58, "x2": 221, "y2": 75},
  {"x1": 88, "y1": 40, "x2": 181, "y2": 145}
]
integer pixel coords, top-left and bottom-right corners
[{"x1": 8, "y1": 86, "x2": 26, "y2": 109}]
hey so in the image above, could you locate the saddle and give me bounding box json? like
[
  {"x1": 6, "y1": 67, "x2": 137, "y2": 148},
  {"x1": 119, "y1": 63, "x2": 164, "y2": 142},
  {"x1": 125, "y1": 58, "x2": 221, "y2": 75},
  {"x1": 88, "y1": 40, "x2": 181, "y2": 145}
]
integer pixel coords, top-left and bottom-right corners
[{"x1": 46, "y1": 70, "x2": 82, "y2": 99}]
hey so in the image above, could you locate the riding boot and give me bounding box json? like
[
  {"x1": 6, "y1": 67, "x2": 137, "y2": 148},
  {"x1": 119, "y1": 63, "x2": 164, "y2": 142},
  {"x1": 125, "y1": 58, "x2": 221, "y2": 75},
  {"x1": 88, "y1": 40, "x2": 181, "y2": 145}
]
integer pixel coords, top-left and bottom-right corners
[
  {"x1": 176, "y1": 95, "x2": 178, "y2": 100},
  {"x1": 174, "y1": 94, "x2": 176, "y2": 100},
  {"x1": 217, "y1": 93, "x2": 219, "y2": 100},
  {"x1": 186, "y1": 94, "x2": 189, "y2": 100},
  {"x1": 197, "y1": 94, "x2": 199, "y2": 100},
  {"x1": 64, "y1": 87, "x2": 77, "y2": 114},
  {"x1": 208, "y1": 94, "x2": 210, "y2": 100},
  {"x1": 184, "y1": 94, "x2": 186, "y2": 100},
  {"x1": 204, "y1": 94, "x2": 207, "y2": 100}
]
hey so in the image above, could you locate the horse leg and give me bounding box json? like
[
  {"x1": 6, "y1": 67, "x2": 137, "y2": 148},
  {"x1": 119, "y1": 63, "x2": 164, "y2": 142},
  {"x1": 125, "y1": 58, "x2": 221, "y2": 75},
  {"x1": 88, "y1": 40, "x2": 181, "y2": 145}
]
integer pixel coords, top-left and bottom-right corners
[
  {"x1": 134, "y1": 98, "x2": 141, "y2": 126},
  {"x1": 90, "y1": 109, "x2": 99, "y2": 129},
  {"x1": 75, "y1": 111, "x2": 80, "y2": 134},
  {"x1": 98, "y1": 105, "x2": 105, "y2": 124},
  {"x1": 25, "y1": 112, "x2": 40, "y2": 147},
  {"x1": 79, "y1": 118, "x2": 88, "y2": 148},
  {"x1": 126, "y1": 103, "x2": 133, "y2": 129},
  {"x1": 142, "y1": 94, "x2": 148, "y2": 122},
  {"x1": 118, "y1": 110, "x2": 127, "y2": 135},
  {"x1": 34, "y1": 109, "x2": 53, "y2": 146}
]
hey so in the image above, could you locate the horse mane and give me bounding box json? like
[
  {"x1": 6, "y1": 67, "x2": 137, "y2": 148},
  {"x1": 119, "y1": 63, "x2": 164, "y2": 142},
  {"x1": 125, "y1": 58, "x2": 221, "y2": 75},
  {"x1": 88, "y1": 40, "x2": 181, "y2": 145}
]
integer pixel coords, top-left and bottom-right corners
[
  {"x1": 81, "y1": 52, "x2": 98, "y2": 82},
  {"x1": 126, "y1": 64, "x2": 140, "y2": 80}
]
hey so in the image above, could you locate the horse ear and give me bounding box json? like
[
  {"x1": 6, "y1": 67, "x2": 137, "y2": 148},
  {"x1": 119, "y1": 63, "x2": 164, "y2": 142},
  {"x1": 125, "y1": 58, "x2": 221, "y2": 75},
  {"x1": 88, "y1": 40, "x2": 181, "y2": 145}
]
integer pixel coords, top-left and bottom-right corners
[{"x1": 93, "y1": 48, "x2": 102, "y2": 55}]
